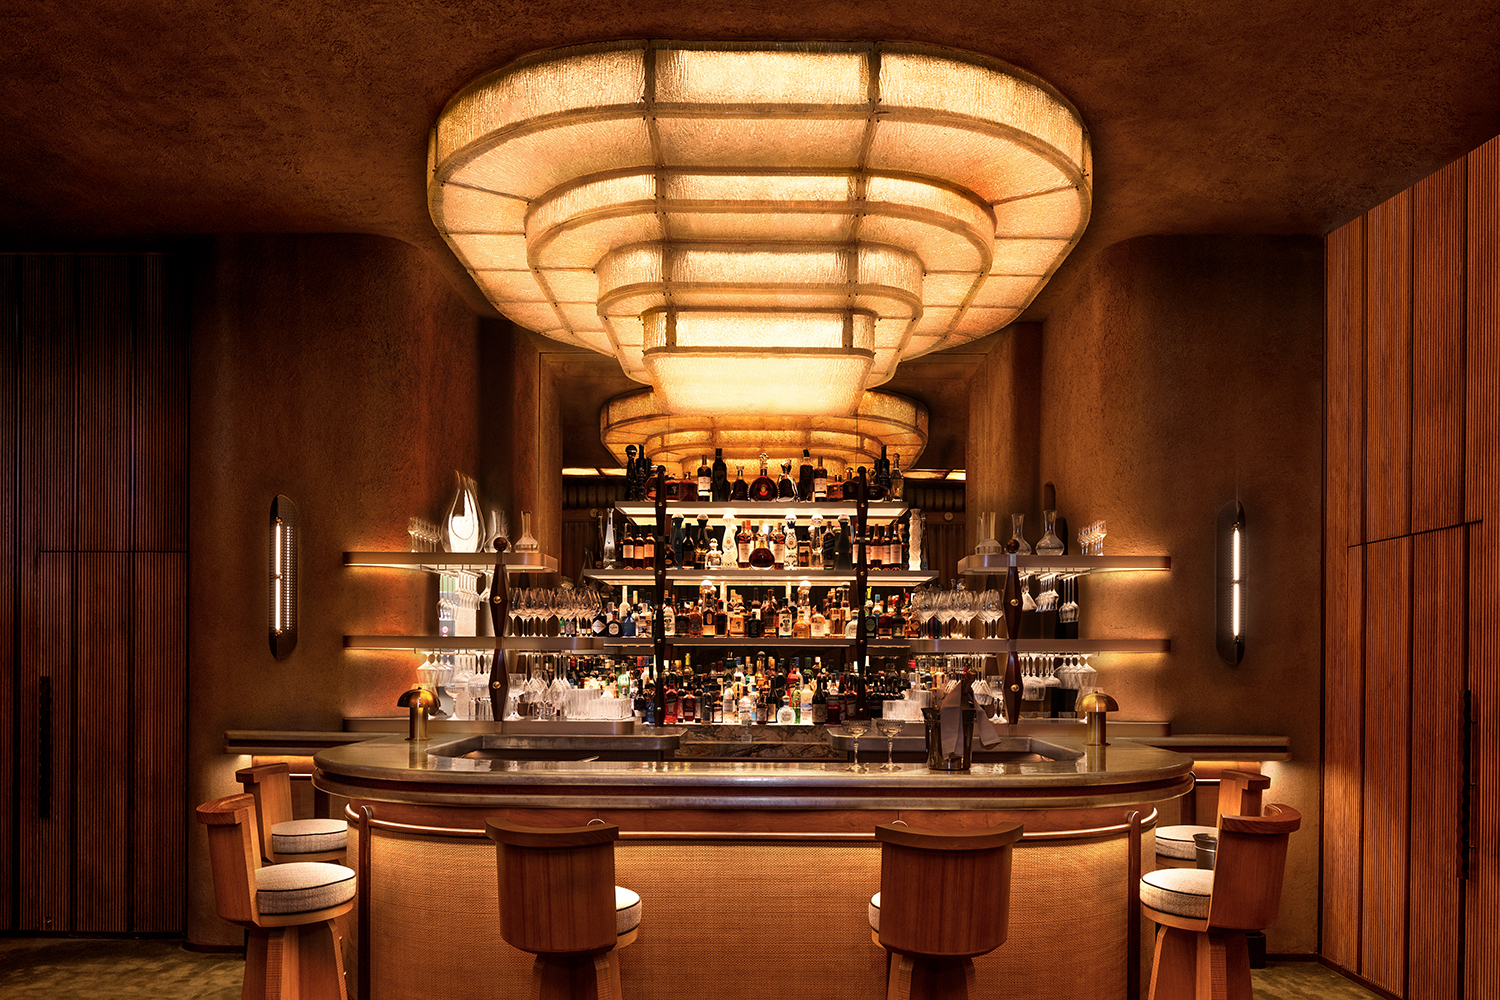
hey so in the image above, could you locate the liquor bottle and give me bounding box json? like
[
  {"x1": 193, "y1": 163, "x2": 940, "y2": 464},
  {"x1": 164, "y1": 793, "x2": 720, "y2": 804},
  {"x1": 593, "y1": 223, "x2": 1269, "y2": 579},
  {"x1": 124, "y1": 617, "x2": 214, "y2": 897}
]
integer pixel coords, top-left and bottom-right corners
[
  {"x1": 697, "y1": 454, "x2": 712, "y2": 501},
  {"x1": 793, "y1": 602, "x2": 811, "y2": 639},
  {"x1": 821, "y1": 522, "x2": 837, "y2": 569},
  {"x1": 777, "y1": 600, "x2": 794, "y2": 638},
  {"x1": 777, "y1": 460, "x2": 797, "y2": 501},
  {"x1": 715, "y1": 599, "x2": 729, "y2": 637},
  {"x1": 723, "y1": 679, "x2": 738, "y2": 723},
  {"x1": 798, "y1": 449, "x2": 815, "y2": 501},
  {"x1": 863, "y1": 598, "x2": 881, "y2": 638},
  {"x1": 681, "y1": 686, "x2": 698, "y2": 723},
  {"x1": 731, "y1": 465, "x2": 749, "y2": 501},
  {"x1": 695, "y1": 522, "x2": 710, "y2": 569},
  {"x1": 686, "y1": 602, "x2": 704, "y2": 637},
  {"x1": 621, "y1": 528, "x2": 635, "y2": 569},
  {"x1": 835, "y1": 515, "x2": 854, "y2": 570},
  {"x1": 750, "y1": 453, "x2": 777, "y2": 502},
  {"x1": 624, "y1": 444, "x2": 640, "y2": 500},
  {"x1": 889, "y1": 453, "x2": 903, "y2": 501},
  {"x1": 749, "y1": 524, "x2": 774, "y2": 569},
  {"x1": 771, "y1": 518, "x2": 787, "y2": 570},
  {"x1": 707, "y1": 537, "x2": 723, "y2": 568},
  {"x1": 701, "y1": 599, "x2": 716, "y2": 638},
  {"x1": 642, "y1": 530, "x2": 656, "y2": 568},
  {"x1": 813, "y1": 455, "x2": 829, "y2": 500},
  {"x1": 812, "y1": 676, "x2": 828, "y2": 724},
  {"x1": 663, "y1": 672, "x2": 679, "y2": 724},
  {"x1": 825, "y1": 676, "x2": 842, "y2": 725},
  {"x1": 811, "y1": 600, "x2": 828, "y2": 638},
  {"x1": 592, "y1": 600, "x2": 608, "y2": 635},
  {"x1": 728, "y1": 596, "x2": 746, "y2": 637},
  {"x1": 777, "y1": 698, "x2": 795, "y2": 725},
  {"x1": 711, "y1": 447, "x2": 730, "y2": 502},
  {"x1": 868, "y1": 526, "x2": 883, "y2": 570},
  {"x1": 876, "y1": 445, "x2": 891, "y2": 496},
  {"x1": 826, "y1": 469, "x2": 842, "y2": 502},
  {"x1": 662, "y1": 600, "x2": 676, "y2": 637},
  {"x1": 621, "y1": 604, "x2": 638, "y2": 637},
  {"x1": 797, "y1": 526, "x2": 811, "y2": 568},
  {"x1": 756, "y1": 684, "x2": 770, "y2": 725},
  {"x1": 878, "y1": 598, "x2": 893, "y2": 638},
  {"x1": 746, "y1": 597, "x2": 763, "y2": 638},
  {"x1": 890, "y1": 595, "x2": 906, "y2": 638}
]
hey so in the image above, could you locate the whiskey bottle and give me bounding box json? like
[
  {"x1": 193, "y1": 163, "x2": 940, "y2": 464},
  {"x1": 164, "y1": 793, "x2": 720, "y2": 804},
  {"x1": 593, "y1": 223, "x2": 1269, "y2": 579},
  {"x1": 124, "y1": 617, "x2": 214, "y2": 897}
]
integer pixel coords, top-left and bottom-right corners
[
  {"x1": 697, "y1": 454, "x2": 713, "y2": 501},
  {"x1": 797, "y1": 525, "x2": 811, "y2": 568},
  {"x1": 889, "y1": 453, "x2": 903, "y2": 502},
  {"x1": 771, "y1": 518, "x2": 787, "y2": 570},
  {"x1": 811, "y1": 600, "x2": 828, "y2": 638},
  {"x1": 798, "y1": 449, "x2": 815, "y2": 501},
  {"x1": 777, "y1": 600, "x2": 794, "y2": 638},
  {"x1": 642, "y1": 530, "x2": 656, "y2": 568},
  {"x1": 694, "y1": 521, "x2": 710, "y2": 569},
  {"x1": 749, "y1": 524, "x2": 774, "y2": 569},
  {"x1": 868, "y1": 526, "x2": 883, "y2": 570},
  {"x1": 731, "y1": 464, "x2": 749, "y2": 501},
  {"x1": 728, "y1": 595, "x2": 746, "y2": 637},
  {"x1": 813, "y1": 455, "x2": 828, "y2": 500},
  {"x1": 736, "y1": 520, "x2": 753, "y2": 568},
  {"x1": 711, "y1": 447, "x2": 730, "y2": 502},
  {"x1": 715, "y1": 599, "x2": 729, "y2": 637},
  {"x1": 777, "y1": 460, "x2": 797, "y2": 501},
  {"x1": 750, "y1": 453, "x2": 777, "y2": 502}
]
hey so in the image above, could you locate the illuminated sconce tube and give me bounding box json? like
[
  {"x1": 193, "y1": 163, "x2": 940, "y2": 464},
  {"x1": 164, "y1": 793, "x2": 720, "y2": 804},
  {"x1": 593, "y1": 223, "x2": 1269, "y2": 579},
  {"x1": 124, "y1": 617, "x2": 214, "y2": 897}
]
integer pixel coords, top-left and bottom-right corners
[
  {"x1": 270, "y1": 495, "x2": 300, "y2": 658},
  {"x1": 1216, "y1": 500, "x2": 1244, "y2": 665}
]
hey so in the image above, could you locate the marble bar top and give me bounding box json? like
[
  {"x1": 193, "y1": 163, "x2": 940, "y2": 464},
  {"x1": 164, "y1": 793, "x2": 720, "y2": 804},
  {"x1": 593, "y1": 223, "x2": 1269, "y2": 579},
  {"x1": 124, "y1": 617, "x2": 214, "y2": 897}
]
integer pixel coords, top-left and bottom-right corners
[{"x1": 313, "y1": 732, "x2": 1193, "y2": 812}]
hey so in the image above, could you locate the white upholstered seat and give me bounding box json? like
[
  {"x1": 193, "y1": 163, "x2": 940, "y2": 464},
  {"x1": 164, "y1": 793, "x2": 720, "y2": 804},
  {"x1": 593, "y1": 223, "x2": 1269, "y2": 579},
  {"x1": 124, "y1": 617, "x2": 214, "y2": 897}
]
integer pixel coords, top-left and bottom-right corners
[
  {"x1": 615, "y1": 886, "x2": 642, "y2": 935},
  {"x1": 254, "y1": 861, "x2": 356, "y2": 915},
  {"x1": 868, "y1": 891, "x2": 881, "y2": 932},
  {"x1": 1140, "y1": 867, "x2": 1214, "y2": 920},
  {"x1": 270, "y1": 818, "x2": 348, "y2": 856},
  {"x1": 1155, "y1": 823, "x2": 1216, "y2": 861}
]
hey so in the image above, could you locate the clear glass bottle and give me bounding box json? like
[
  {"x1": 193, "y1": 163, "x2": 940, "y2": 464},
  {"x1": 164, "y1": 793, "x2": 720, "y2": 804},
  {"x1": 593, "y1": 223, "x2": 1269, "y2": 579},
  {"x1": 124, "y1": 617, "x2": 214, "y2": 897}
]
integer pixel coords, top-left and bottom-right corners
[
  {"x1": 1036, "y1": 509, "x2": 1065, "y2": 556},
  {"x1": 513, "y1": 510, "x2": 539, "y2": 553},
  {"x1": 1005, "y1": 513, "x2": 1031, "y2": 555}
]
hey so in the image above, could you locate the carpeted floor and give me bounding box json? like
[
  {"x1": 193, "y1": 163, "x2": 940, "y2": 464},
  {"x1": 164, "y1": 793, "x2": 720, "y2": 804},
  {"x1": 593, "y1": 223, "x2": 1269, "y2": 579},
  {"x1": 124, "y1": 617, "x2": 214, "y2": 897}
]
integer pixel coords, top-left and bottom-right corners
[{"x1": 0, "y1": 937, "x2": 1382, "y2": 999}]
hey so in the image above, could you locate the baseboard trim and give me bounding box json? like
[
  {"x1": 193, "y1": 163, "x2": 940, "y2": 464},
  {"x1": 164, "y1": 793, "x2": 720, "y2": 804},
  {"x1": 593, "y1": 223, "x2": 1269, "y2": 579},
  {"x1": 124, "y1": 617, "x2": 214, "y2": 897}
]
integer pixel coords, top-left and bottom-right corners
[{"x1": 1316, "y1": 956, "x2": 1403, "y2": 1000}]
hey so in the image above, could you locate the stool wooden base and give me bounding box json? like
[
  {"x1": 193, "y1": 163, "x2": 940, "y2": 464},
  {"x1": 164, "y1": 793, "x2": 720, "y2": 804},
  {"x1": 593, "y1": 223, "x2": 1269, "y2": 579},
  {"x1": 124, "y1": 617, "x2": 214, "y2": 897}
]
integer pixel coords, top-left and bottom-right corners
[
  {"x1": 521, "y1": 926, "x2": 636, "y2": 1000},
  {"x1": 243, "y1": 917, "x2": 348, "y2": 1000},
  {"x1": 885, "y1": 952, "x2": 979, "y2": 1000},
  {"x1": 1147, "y1": 923, "x2": 1251, "y2": 1000}
]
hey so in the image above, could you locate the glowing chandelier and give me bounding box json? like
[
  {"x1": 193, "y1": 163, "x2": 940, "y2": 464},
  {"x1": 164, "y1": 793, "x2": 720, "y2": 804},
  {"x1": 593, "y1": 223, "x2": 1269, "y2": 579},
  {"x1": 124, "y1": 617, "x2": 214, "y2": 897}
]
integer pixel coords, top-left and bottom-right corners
[
  {"x1": 429, "y1": 41, "x2": 1091, "y2": 415},
  {"x1": 600, "y1": 387, "x2": 928, "y2": 480}
]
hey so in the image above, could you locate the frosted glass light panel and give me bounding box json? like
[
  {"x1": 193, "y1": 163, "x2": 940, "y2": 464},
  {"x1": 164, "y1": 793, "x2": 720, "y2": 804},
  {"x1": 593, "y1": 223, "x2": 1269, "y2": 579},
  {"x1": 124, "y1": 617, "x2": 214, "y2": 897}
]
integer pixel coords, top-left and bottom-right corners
[
  {"x1": 270, "y1": 495, "x2": 299, "y2": 660},
  {"x1": 430, "y1": 40, "x2": 1091, "y2": 415}
]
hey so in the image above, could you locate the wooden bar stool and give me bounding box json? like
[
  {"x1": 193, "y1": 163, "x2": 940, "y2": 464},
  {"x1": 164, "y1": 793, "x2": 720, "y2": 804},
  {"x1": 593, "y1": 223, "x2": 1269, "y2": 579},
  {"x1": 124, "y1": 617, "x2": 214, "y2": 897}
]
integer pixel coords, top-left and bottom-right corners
[
  {"x1": 237, "y1": 762, "x2": 348, "y2": 865},
  {"x1": 1140, "y1": 804, "x2": 1300, "y2": 1000},
  {"x1": 197, "y1": 793, "x2": 356, "y2": 1000},
  {"x1": 1155, "y1": 769, "x2": 1269, "y2": 868},
  {"x1": 868, "y1": 821, "x2": 1024, "y2": 1000},
  {"x1": 485, "y1": 819, "x2": 642, "y2": 1000}
]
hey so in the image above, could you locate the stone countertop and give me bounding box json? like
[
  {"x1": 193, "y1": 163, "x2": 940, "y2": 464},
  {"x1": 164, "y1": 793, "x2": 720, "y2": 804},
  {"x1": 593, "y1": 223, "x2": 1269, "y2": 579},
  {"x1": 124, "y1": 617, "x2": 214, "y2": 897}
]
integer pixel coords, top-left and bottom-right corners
[{"x1": 313, "y1": 732, "x2": 1193, "y2": 812}]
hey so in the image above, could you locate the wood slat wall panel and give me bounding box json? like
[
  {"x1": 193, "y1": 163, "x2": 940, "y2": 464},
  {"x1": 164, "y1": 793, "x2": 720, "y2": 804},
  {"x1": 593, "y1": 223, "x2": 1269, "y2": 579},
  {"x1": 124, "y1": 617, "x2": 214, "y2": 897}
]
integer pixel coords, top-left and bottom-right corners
[
  {"x1": 132, "y1": 552, "x2": 186, "y2": 931},
  {"x1": 1322, "y1": 542, "x2": 1363, "y2": 967},
  {"x1": 132, "y1": 256, "x2": 188, "y2": 553},
  {"x1": 76, "y1": 258, "x2": 133, "y2": 552},
  {"x1": 0, "y1": 260, "x2": 14, "y2": 930},
  {"x1": 1360, "y1": 535, "x2": 1410, "y2": 993},
  {"x1": 1411, "y1": 161, "x2": 1467, "y2": 534},
  {"x1": 17, "y1": 554, "x2": 74, "y2": 931},
  {"x1": 1408, "y1": 528, "x2": 1463, "y2": 1000},
  {"x1": 1467, "y1": 138, "x2": 1499, "y2": 526},
  {"x1": 1468, "y1": 519, "x2": 1500, "y2": 1000},
  {"x1": 19, "y1": 257, "x2": 77, "y2": 553},
  {"x1": 74, "y1": 553, "x2": 131, "y2": 932},
  {"x1": 1328, "y1": 219, "x2": 1366, "y2": 547},
  {"x1": 1366, "y1": 192, "x2": 1414, "y2": 542}
]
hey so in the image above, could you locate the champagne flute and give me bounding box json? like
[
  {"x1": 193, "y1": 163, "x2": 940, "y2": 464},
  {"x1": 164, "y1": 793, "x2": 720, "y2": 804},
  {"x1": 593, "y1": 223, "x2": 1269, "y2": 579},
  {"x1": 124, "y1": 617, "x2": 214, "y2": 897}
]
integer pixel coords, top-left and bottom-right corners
[
  {"x1": 875, "y1": 717, "x2": 905, "y2": 771},
  {"x1": 841, "y1": 714, "x2": 871, "y2": 772}
]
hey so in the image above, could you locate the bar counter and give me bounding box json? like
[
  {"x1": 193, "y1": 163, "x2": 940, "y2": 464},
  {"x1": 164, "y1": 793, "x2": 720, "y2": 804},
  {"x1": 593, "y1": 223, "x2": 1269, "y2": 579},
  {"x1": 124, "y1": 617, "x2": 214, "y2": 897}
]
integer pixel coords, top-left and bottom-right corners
[{"x1": 315, "y1": 734, "x2": 1193, "y2": 1000}]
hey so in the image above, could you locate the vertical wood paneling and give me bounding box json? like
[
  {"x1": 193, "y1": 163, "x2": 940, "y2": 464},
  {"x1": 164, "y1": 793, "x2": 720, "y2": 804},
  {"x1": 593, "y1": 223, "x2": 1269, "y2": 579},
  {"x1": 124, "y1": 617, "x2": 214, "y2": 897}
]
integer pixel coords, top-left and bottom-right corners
[
  {"x1": 133, "y1": 552, "x2": 186, "y2": 931},
  {"x1": 1468, "y1": 137, "x2": 1500, "y2": 526},
  {"x1": 1323, "y1": 543, "x2": 1363, "y2": 967},
  {"x1": 1408, "y1": 528, "x2": 1463, "y2": 1000},
  {"x1": 17, "y1": 554, "x2": 74, "y2": 931},
  {"x1": 77, "y1": 258, "x2": 134, "y2": 552},
  {"x1": 1361, "y1": 535, "x2": 1410, "y2": 993},
  {"x1": 74, "y1": 553, "x2": 131, "y2": 931},
  {"x1": 1469, "y1": 520, "x2": 1500, "y2": 1000},
  {"x1": 19, "y1": 257, "x2": 77, "y2": 553},
  {"x1": 133, "y1": 256, "x2": 188, "y2": 553},
  {"x1": 1328, "y1": 219, "x2": 1366, "y2": 546},
  {"x1": 0, "y1": 258, "x2": 15, "y2": 930},
  {"x1": 1366, "y1": 192, "x2": 1413, "y2": 541},
  {"x1": 1411, "y1": 161, "x2": 1467, "y2": 533}
]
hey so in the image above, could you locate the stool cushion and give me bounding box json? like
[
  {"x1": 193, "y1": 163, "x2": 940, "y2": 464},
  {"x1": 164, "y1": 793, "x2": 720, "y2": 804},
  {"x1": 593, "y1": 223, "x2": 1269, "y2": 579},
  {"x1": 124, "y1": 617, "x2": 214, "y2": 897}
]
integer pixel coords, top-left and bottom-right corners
[
  {"x1": 271, "y1": 818, "x2": 348, "y2": 855},
  {"x1": 868, "y1": 891, "x2": 881, "y2": 932},
  {"x1": 1155, "y1": 824, "x2": 1217, "y2": 861},
  {"x1": 1140, "y1": 868, "x2": 1214, "y2": 920},
  {"x1": 616, "y1": 886, "x2": 642, "y2": 935},
  {"x1": 256, "y1": 862, "x2": 356, "y2": 915}
]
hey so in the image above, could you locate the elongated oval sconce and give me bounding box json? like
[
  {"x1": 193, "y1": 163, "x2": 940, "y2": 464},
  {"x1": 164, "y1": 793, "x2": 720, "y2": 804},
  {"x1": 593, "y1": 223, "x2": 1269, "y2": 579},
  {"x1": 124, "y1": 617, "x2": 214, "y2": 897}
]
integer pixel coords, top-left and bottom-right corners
[
  {"x1": 270, "y1": 495, "x2": 299, "y2": 659},
  {"x1": 1216, "y1": 500, "x2": 1244, "y2": 664}
]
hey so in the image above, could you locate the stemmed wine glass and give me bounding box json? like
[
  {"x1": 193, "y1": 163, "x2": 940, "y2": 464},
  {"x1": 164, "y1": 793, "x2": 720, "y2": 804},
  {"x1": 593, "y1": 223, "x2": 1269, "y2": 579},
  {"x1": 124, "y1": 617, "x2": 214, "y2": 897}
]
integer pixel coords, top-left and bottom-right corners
[
  {"x1": 875, "y1": 717, "x2": 905, "y2": 770},
  {"x1": 841, "y1": 714, "x2": 871, "y2": 772}
]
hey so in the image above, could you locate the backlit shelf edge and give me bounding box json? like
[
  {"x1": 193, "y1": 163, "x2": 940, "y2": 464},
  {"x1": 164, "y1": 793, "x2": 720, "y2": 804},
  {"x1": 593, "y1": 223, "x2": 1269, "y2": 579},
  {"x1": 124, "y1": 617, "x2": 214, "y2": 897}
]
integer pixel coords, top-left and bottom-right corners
[
  {"x1": 956, "y1": 554, "x2": 1170, "y2": 575},
  {"x1": 345, "y1": 552, "x2": 558, "y2": 574}
]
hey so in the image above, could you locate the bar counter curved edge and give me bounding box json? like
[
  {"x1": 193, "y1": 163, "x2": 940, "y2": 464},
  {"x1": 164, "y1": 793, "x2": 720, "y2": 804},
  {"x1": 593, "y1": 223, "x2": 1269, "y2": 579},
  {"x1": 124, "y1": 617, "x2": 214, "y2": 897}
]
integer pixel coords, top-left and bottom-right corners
[{"x1": 315, "y1": 734, "x2": 1193, "y2": 1000}]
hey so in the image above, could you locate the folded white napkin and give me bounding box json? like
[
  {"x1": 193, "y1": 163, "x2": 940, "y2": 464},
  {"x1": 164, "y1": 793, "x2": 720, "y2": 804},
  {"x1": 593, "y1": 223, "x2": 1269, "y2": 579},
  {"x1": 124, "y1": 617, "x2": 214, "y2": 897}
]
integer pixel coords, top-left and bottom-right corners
[{"x1": 938, "y1": 681, "x2": 1002, "y2": 756}]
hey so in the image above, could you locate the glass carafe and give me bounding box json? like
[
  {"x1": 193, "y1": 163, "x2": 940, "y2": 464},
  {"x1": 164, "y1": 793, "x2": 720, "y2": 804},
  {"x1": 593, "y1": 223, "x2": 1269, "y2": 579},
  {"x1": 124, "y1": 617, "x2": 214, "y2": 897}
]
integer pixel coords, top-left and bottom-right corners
[
  {"x1": 1036, "y1": 509, "x2": 1065, "y2": 556},
  {"x1": 513, "y1": 510, "x2": 539, "y2": 553},
  {"x1": 1006, "y1": 513, "x2": 1031, "y2": 554},
  {"x1": 976, "y1": 512, "x2": 1002, "y2": 555}
]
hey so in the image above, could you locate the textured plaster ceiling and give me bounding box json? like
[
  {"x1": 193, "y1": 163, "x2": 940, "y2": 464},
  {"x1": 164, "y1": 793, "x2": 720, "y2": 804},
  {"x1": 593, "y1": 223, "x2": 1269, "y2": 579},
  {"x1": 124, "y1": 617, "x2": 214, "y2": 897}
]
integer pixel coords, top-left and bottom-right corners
[{"x1": 3, "y1": 0, "x2": 1497, "y2": 465}]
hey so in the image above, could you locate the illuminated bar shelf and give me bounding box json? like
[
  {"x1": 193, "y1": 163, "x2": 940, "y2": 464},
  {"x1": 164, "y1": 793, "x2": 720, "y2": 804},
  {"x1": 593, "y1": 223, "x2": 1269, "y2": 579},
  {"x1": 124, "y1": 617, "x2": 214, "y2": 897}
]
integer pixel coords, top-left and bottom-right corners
[
  {"x1": 957, "y1": 554, "x2": 1171, "y2": 576},
  {"x1": 583, "y1": 567, "x2": 937, "y2": 586},
  {"x1": 344, "y1": 551, "x2": 558, "y2": 574},
  {"x1": 613, "y1": 500, "x2": 912, "y2": 524},
  {"x1": 905, "y1": 638, "x2": 1171, "y2": 655},
  {"x1": 344, "y1": 635, "x2": 600, "y2": 652}
]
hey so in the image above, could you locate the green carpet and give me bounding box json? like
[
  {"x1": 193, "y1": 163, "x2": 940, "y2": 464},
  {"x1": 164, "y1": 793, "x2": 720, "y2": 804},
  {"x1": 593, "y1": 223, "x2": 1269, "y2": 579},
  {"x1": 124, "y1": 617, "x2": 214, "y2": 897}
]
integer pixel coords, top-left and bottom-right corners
[{"x1": 0, "y1": 938, "x2": 1381, "y2": 999}]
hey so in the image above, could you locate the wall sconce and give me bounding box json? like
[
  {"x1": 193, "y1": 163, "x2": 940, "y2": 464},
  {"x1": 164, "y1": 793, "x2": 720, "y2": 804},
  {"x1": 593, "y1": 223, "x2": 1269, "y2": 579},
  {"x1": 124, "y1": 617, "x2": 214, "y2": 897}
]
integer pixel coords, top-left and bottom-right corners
[
  {"x1": 270, "y1": 495, "x2": 299, "y2": 658},
  {"x1": 1216, "y1": 500, "x2": 1244, "y2": 664}
]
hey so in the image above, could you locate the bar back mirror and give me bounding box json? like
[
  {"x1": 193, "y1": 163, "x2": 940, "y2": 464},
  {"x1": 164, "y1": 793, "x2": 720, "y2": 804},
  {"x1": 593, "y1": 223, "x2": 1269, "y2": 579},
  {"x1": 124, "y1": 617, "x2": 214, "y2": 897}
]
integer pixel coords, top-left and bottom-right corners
[
  {"x1": 270, "y1": 494, "x2": 300, "y2": 658},
  {"x1": 1216, "y1": 499, "x2": 1244, "y2": 665}
]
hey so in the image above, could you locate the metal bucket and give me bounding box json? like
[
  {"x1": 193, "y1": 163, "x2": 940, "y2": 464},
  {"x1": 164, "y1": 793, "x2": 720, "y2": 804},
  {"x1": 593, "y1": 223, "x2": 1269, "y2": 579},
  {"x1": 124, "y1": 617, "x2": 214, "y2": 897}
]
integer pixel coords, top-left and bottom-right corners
[
  {"x1": 922, "y1": 707, "x2": 975, "y2": 771},
  {"x1": 1194, "y1": 833, "x2": 1218, "y2": 870}
]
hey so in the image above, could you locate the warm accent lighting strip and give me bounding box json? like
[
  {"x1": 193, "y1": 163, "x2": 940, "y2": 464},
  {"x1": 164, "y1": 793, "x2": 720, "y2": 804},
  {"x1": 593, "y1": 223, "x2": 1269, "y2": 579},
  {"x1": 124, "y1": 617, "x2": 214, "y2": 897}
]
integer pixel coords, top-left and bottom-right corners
[
  {"x1": 429, "y1": 40, "x2": 1091, "y2": 415},
  {"x1": 270, "y1": 495, "x2": 300, "y2": 659}
]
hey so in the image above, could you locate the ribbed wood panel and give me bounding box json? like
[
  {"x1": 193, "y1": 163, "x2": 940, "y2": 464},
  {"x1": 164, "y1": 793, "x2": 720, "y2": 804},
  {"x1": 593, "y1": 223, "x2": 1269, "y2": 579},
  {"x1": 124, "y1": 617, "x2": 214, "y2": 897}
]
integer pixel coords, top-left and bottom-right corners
[
  {"x1": 1366, "y1": 191, "x2": 1413, "y2": 542},
  {"x1": 1469, "y1": 520, "x2": 1500, "y2": 1000},
  {"x1": 132, "y1": 552, "x2": 187, "y2": 931},
  {"x1": 19, "y1": 257, "x2": 78, "y2": 553},
  {"x1": 74, "y1": 553, "x2": 131, "y2": 931},
  {"x1": 1323, "y1": 542, "x2": 1363, "y2": 968},
  {"x1": 1468, "y1": 137, "x2": 1500, "y2": 525},
  {"x1": 133, "y1": 256, "x2": 188, "y2": 553},
  {"x1": 1328, "y1": 218, "x2": 1366, "y2": 547},
  {"x1": 1410, "y1": 161, "x2": 1466, "y2": 534},
  {"x1": 1407, "y1": 528, "x2": 1463, "y2": 1000},
  {"x1": 1360, "y1": 535, "x2": 1410, "y2": 993},
  {"x1": 18, "y1": 554, "x2": 74, "y2": 931},
  {"x1": 76, "y1": 257, "x2": 134, "y2": 552},
  {"x1": 0, "y1": 259, "x2": 16, "y2": 930}
]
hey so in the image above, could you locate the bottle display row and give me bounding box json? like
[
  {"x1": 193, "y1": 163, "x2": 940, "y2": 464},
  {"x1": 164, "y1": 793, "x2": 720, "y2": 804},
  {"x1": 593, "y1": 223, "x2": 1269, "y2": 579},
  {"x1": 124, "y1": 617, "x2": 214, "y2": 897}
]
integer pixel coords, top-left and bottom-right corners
[{"x1": 622, "y1": 445, "x2": 904, "y2": 504}]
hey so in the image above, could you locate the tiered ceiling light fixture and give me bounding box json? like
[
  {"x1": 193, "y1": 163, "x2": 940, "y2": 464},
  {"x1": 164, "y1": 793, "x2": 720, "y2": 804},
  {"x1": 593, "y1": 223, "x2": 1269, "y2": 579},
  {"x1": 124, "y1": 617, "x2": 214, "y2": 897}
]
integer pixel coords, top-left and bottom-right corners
[
  {"x1": 600, "y1": 387, "x2": 928, "y2": 480},
  {"x1": 429, "y1": 40, "x2": 1091, "y2": 416}
]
